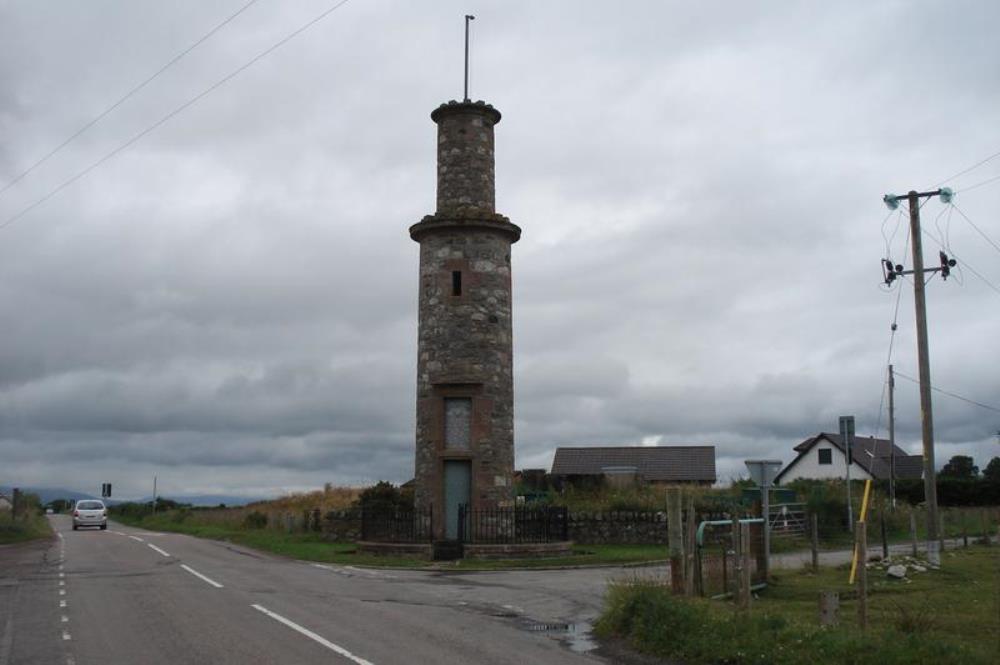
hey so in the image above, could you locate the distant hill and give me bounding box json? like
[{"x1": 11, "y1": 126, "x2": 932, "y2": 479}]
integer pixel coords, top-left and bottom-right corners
[
  {"x1": 0, "y1": 487, "x2": 267, "y2": 508},
  {"x1": 0, "y1": 486, "x2": 102, "y2": 505},
  {"x1": 133, "y1": 494, "x2": 267, "y2": 507}
]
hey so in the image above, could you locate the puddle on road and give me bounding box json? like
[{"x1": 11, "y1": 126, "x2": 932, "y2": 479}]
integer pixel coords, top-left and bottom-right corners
[{"x1": 517, "y1": 619, "x2": 598, "y2": 653}]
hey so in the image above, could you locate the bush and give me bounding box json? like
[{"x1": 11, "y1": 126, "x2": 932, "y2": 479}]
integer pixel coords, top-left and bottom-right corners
[
  {"x1": 243, "y1": 511, "x2": 268, "y2": 529},
  {"x1": 355, "y1": 481, "x2": 413, "y2": 513},
  {"x1": 595, "y1": 579, "x2": 988, "y2": 665}
]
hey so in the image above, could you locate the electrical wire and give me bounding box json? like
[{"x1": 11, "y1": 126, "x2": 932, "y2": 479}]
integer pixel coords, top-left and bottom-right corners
[
  {"x1": 921, "y1": 227, "x2": 1000, "y2": 297},
  {"x1": 893, "y1": 370, "x2": 1000, "y2": 414},
  {"x1": 871, "y1": 225, "x2": 908, "y2": 439},
  {"x1": 957, "y1": 172, "x2": 1000, "y2": 194},
  {"x1": 0, "y1": 0, "x2": 262, "y2": 199},
  {"x1": 936, "y1": 148, "x2": 1000, "y2": 187},
  {"x1": 950, "y1": 203, "x2": 1000, "y2": 256},
  {"x1": 0, "y1": 0, "x2": 355, "y2": 233}
]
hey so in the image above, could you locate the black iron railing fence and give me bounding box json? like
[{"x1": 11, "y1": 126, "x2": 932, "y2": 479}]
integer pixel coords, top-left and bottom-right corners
[
  {"x1": 360, "y1": 506, "x2": 433, "y2": 543},
  {"x1": 458, "y1": 505, "x2": 569, "y2": 544}
]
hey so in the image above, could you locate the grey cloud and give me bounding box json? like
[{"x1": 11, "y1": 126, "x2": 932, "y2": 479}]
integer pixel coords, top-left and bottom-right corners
[{"x1": 1, "y1": 1, "x2": 998, "y2": 498}]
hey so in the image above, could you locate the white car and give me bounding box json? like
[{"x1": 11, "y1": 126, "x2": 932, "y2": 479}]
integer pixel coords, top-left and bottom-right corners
[{"x1": 73, "y1": 500, "x2": 108, "y2": 530}]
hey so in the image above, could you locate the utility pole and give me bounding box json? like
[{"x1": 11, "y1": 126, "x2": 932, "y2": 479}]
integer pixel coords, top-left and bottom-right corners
[
  {"x1": 888, "y1": 364, "x2": 896, "y2": 509},
  {"x1": 839, "y1": 416, "x2": 855, "y2": 532},
  {"x1": 152, "y1": 476, "x2": 158, "y2": 515},
  {"x1": 882, "y1": 188, "x2": 955, "y2": 565}
]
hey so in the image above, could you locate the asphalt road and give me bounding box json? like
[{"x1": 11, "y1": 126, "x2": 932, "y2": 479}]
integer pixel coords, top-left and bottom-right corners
[{"x1": 1, "y1": 516, "x2": 623, "y2": 665}]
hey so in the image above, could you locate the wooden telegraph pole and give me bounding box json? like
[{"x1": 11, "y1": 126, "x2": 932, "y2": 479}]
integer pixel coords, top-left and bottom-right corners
[{"x1": 882, "y1": 188, "x2": 956, "y2": 566}]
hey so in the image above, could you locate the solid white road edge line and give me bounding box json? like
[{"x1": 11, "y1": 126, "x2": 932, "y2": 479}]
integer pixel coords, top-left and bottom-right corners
[
  {"x1": 250, "y1": 604, "x2": 375, "y2": 665},
  {"x1": 147, "y1": 544, "x2": 170, "y2": 557},
  {"x1": 180, "y1": 564, "x2": 224, "y2": 589}
]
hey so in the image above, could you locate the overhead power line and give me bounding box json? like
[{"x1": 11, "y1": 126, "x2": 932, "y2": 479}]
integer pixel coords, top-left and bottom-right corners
[
  {"x1": 957, "y1": 172, "x2": 1000, "y2": 194},
  {"x1": 0, "y1": 0, "x2": 355, "y2": 233},
  {"x1": 0, "y1": 0, "x2": 262, "y2": 200},
  {"x1": 921, "y1": 227, "x2": 1000, "y2": 297},
  {"x1": 937, "y1": 148, "x2": 1000, "y2": 187},
  {"x1": 950, "y1": 203, "x2": 1000, "y2": 256},
  {"x1": 893, "y1": 371, "x2": 1000, "y2": 414}
]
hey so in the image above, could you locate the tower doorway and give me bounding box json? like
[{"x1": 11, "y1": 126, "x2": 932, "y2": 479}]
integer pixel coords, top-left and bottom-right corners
[{"x1": 443, "y1": 460, "x2": 471, "y2": 540}]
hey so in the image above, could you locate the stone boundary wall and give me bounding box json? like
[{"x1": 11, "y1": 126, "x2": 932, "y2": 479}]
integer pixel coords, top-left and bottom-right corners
[
  {"x1": 568, "y1": 511, "x2": 668, "y2": 545},
  {"x1": 320, "y1": 508, "x2": 737, "y2": 545},
  {"x1": 322, "y1": 509, "x2": 361, "y2": 542}
]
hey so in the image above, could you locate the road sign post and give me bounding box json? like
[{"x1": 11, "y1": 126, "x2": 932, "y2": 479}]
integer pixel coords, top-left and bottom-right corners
[{"x1": 745, "y1": 459, "x2": 783, "y2": 581}]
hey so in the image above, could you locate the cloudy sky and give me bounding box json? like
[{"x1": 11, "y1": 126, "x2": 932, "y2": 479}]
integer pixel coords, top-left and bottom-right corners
[{"x1": 1, "y1": 0, "x2": 998, "y2": 499}]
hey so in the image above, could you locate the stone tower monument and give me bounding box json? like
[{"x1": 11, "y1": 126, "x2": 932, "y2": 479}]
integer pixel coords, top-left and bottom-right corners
[{"x1": 410, "y1": 99, "x2": 521, "y2": 541}]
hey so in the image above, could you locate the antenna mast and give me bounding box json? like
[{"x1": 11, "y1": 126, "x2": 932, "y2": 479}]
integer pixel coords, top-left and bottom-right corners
[{"x1": 464, "y1": 15, "x2": 475, "y2": 101}]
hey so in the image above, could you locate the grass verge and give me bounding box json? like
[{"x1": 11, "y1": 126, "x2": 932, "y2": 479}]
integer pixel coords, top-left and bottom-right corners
[
  {"x1": 114, "y1": 513, "x2": 667, "y2": 569},
  {"x1": 0, "y1": 512, "x2": 53, "y2": 545},
  {"x1": 596, "y1": 545, "x2": 999, "y2": 664}
]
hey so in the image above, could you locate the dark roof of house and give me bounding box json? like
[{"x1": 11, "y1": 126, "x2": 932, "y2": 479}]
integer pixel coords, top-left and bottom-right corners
[
  {"x1": 777, "y1": 433, "x2": 923, "y2": 483},
  {"x1": 551, "y1": 446, "x2": 716, "y2": 483}
]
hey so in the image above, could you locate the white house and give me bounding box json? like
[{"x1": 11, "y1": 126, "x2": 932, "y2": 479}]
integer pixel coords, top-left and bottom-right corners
[{"x1": 775, "y1": 432, "x2": 923, "y2": 485}]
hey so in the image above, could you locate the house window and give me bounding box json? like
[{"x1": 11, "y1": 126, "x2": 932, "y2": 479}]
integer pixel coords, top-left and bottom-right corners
[
  {"x1": 818, "y1": 448, "x2": 832, "y2": 465},
  {"x1": 444, "y1": 397, "x2": 472, "y2": 449},
  {"x1": 452, "y1": 271, "x2": 462, "y2": 296}
]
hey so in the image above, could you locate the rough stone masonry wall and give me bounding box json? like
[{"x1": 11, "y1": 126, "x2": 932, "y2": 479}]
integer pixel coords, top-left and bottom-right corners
[
  {"x1": 412, "y1": 101, "x2": 518, "y2": 519},
  {"x1": 568, "y1": 512, "x2": 670, "y2": 545},
  {"x1": 434, "y1": 101, "x2": 500, "y2": 214},
  {"x1": 322, "y1": 510, "x2": 670, "y2": 545},
  {"x1": 413, "y1": 227, "x2": 515, "y2": 510}
]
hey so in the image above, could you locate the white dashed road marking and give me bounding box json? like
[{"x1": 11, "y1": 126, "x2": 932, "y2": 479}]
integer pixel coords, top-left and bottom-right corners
[
  {"x1": 147, "y1": 544, "x2": 171, "y2": 558},
  {"x1": 62, "y1": 630, "x2": 71, "y2": 641},
  {"x1": 251, "y1": 605, "x2": 374, "y2": 665},
  {"x1": 128, "y1": 536, "x2": 144, "y2": 543},
  {"x1": 60, "y1": 600, "x2": 67, "y2": 608},
  {"x1": 180, "y1": 565, "x2": 223, "y2": 588}
]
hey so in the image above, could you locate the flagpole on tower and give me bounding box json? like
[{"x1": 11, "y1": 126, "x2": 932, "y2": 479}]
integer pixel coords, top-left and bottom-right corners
[{"x1": 464, "y1": 15, "x2": 475, "y2": 101}]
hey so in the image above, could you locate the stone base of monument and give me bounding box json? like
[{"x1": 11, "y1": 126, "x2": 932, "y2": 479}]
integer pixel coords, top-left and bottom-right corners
[
  {"x1": 462, "y1": 541, "x2": 573, "y2": 560},
  {"x1": 356, "y1": 541, "x2": 433, "y2": 560},
  {"x1": 355, "y1": 540, "x2": 573, "y2": 561}
]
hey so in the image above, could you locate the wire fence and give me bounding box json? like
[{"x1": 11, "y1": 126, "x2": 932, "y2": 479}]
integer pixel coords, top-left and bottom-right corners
[{"x1": 696, "y1": 519, "x2": 766, "y2": 598}]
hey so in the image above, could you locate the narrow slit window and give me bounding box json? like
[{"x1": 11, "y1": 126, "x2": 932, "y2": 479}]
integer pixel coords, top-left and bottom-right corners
[{"x1": 452, "y1": 271, "x2": 462, "y2": 296}]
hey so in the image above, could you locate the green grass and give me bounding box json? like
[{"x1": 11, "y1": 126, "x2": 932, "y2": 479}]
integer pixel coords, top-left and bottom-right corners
[
  {"x1": 596, "y1": 545, "x2": 1000, "y2": 665},
  {"x1": 0, "y1": 511, "x2": 53, "y2": 545},
  {"x1": 114, "y1": 512, "x2": 668, "y2": 569}
]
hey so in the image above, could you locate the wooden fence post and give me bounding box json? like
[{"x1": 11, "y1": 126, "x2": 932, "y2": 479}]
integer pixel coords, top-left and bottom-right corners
[
  {"x1": 740, "y1": 522, "x2": 751, "y2": 612},
  {"x1": 819, "y1": 591, "x2": 839, "y2": 626},
  {"x1": 909, "y1": 510, "x2": 918, "y2": 557},
  {"x1": 880, "y1": 510, "x2": 888, "y2": 560},
  {"x1": 939, "y1": 511, "x2": 946, "y2": 552},
  {"x1": 810, "y1": 513, "x2": 819, "y2": 572},
  {"x1": 731, "y1": 515, "x2": 740, "y2": 601},
  {"x1": 856, "y1": 521, "x2": 868, "y2": 631},
  {"x1": 981, "y1": 509, "x2": 990, "y2": 546},
  {"x1": 684, "y1": 495, "x2": 697, "y2": 597},
  {"x1": 667, "y1": 488, "x2": 684, "y2": 594}
]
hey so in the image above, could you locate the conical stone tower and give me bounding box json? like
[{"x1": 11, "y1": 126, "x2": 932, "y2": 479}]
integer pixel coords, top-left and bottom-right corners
[{"x1": 409, "y1": 99, "x2": 521, "y2": 541}]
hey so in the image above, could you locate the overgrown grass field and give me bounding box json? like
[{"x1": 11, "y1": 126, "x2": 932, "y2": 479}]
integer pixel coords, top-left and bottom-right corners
[
  {"x1": 113, "y1": 510, "x2": 667, "y2": 569},
  {"x1": 0, "y1": 511, "x2": 52, "y2": 545},
  {"x1": 597, "y1": 544, "x2": 999, "y2": 664}
]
